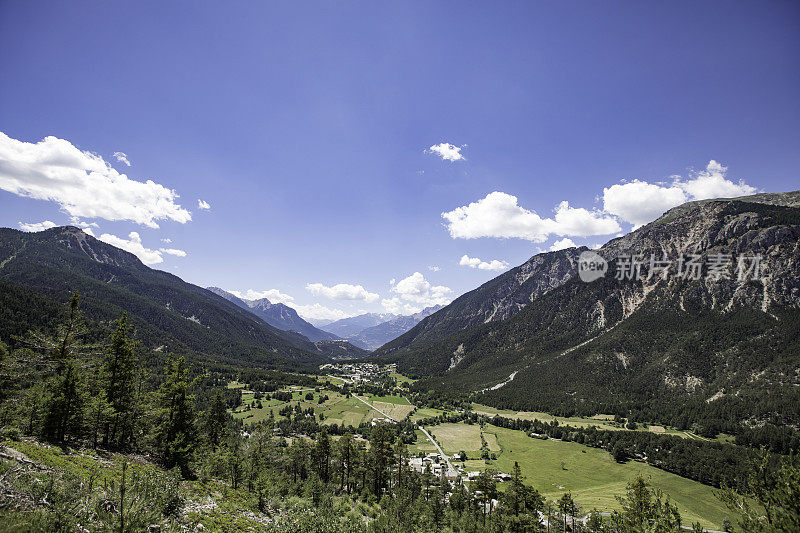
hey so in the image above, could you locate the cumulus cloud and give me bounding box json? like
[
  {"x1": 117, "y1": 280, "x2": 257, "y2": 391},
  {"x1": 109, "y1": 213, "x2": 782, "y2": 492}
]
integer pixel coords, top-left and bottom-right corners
[
  {"x1": 306, "y1": 282, "x2": 379, "y2": 303},
  {"x1": 290, "y1": 303, "x2": 356, "y2": 322},
  {"x1": 383, "y1": 272, "x2": 452, "y2": 314},
  {"x1": 679, "y1": 160, "x2": 756, "y2": 199},
  {"x1": 159, "y1": 248, "x2": 187, "y2": 257},
  {"x1": 112, "y1": 152, "x2": 131, "y2": 166},
  {"x1": 602, "y1": 180, "x2": 686, "y2": 228},
  {"x1": 229, "y1": 288, "x2": 295, "y2": 304},
  {"x1": 442, "y1": 192, "x2": 620, "y2": 242},
  {"x1": 549, "y1": 238, "x2": 577, "y2": 251},
  {"x1": 603, "y1": 160, "x2": 757, "y2": 227},
  {"x1": 459, "y1": 254, "x2": 510, "y2": 271},
  {"x1": 427, "y1": 142, "x2": 465, "y2": 162},
  {"x1": 18, "y1": 220, "x2": 57, "y2": 232},
  {"x1": 0, "y1": 132, "x2": 191, "y2": 228},
  {"x1": 69, "y1": 218, "x2": 99, "y2": 236},
  {"x1": 197, "y1": 199, "x2": 211, "y2": 210},
  {"x1": 99, "y1": 232, "x2": 164, "y2": 265}
]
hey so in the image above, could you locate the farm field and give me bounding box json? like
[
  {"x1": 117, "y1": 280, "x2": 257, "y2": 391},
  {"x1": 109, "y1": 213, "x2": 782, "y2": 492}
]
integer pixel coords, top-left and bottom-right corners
[
  {"x1": 228, "y1": 383, "x2": 731, "y2": 528},
  {"x1": 471, "y1": 403, "x2": 711, "y2": 440},
  {"x1": 429, "y1": 423, "x2": 500, "y2": 457},
  {"x1": 409, "y1": 407, "x2": 451, "y2": 423},
  {"x1": 462, "y1": 424, "x2": 731, "y2": 529},
  {"x1": 471, "y1": 403, "x2": 625, "y2": 431},
  {"x1": 229, "y1": 386, "x2": 401, "y2": 428}
]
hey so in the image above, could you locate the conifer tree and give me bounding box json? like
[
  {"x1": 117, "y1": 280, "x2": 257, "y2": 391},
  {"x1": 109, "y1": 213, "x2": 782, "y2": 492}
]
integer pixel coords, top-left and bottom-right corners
[
  {"x1": 154, "y1": 354, "x2": 197, "y2": 477},
  {"x1": 103, "y1": 313, "x2": 139, "y2": 449},
  {"x1": 27, "y1": 292, "x2": 97, "y2": 443},
  {"x1": 203, "y1": 390, "x2": 229, "y2": 447}
]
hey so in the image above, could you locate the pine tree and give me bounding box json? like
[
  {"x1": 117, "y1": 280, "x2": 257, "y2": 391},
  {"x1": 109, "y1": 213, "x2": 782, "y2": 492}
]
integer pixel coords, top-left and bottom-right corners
[
  {"x1": 203, "y1": 391, "x2": 229, "y2": 447},
  {"x1": 27, "y1": 293, "x2": 98, "y2": 444},
  {"x1": 314, "y1": 427, "x2": 331, "y2": 483},
  {"x1": 336, "y1": 432, "x2": 354, "y2": 493},
  {"x1": 102, "y1": 313, "x2": 139, "y2": 449},
  {"x1": 154, "y1": 354, "x2": 197, "y2": 477}
]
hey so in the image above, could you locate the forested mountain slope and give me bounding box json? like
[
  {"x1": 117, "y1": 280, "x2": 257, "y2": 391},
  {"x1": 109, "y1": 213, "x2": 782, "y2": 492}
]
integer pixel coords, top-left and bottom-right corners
[
  {"x1": 0, "y1": 226, "x2": 324, "y2": 369},
  {"x1": 373, "y1": 247, "x2": 584, "y2": 355},
  {"x1": 380, "y1": 192, "x2": 800, "y2": 432}
]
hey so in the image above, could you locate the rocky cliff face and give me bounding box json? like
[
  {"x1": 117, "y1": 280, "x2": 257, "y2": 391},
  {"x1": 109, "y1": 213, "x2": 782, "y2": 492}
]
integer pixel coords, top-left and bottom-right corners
[
  {"x1": 374, "y1": 246, "x2": 584, "y2": 357},
  {"x1": 381, "y1": 191, "x2": 800, "y2": 429}
]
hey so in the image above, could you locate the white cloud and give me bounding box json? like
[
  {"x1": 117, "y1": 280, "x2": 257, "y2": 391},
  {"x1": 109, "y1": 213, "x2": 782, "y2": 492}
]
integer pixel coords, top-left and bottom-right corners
[
  {"x1": 161, "y1": 238, "x2": 172, "y2": 243},
  {"x1": 229, "y1": 288, "x2": 295, "y2": 304},
  {"x1": 112, "y1": 152, "x2": 131, "y2": 166},
  {"x1": 427, "y1": 142, "x2": 465, "y2": 162},
  {"x1": 306, "y1": 282, "x2": 379, "y2": 303},
  {"x1": 197, "y1": 199, "x2": 211, "y2": 210},
  {"x1": 381, "y1": 297, "x2": 417, "y2": 315},
  {"x1": 69, "y1": 217, "x2": 99, "y2": 236},
  {"x1": 18, "y1": 220, "x2": 57, "y2": 232},
  {"x1": 602, "y1": 180, "x2": 687, "y2": 228},
  {"x1": 459, "y1": 254, "x2": 509, "y2": 271},
  {"x1": 290, "y1": 303, "x2": 356, "y2": 322},
  {"x1": 549, "y1": 238, "x2": 577, "y2": 251},
  {"x1": 428, "y1": 266, "x2": 440, "y2": 272},
  {"x1": 551, "y1": 201, "x2": 621, "y2": 237},
  {"x1": 159, "y1": 248, "x2": 187, "y2": 257},
  {"x1": 603, "y1": 160, "x2": 757, "y2": 227},
  {"x1": 679, "y1": 160, "x2": 756, "y2": 200},
  {"x1": 442, "y1": 191, "x2": 620, "y2": 242},
  {"x1": 99, "y1": 231, "x2": 163, "y2": 265},
  {"x1": 383, "y1": 272, "x2": 452, "y2": 313},
  {"x1": 0, "y1": 133, "x2": 191, "y2": 228}
]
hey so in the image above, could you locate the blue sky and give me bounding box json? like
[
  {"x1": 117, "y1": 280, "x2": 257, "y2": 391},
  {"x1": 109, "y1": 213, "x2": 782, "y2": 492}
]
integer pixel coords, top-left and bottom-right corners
[{"x1": 1, "y1": 1, "x2": 798, "y2": 322}]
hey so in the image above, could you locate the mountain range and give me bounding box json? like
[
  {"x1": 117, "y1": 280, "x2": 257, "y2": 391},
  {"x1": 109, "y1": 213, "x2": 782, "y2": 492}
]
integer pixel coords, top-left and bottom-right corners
[
  {"x1": 373, "y1": 191, "x2": 800, "y2": 432},
  {"x1": 316, "y1": 308, "x2": 444, "y2": 350},
  {"x1": 0, "y1": 226, "x2": 326, "y2": 370},
  {"x1": 2, "y1": 190, "x2": 798, "y2": 434},
  {"x1": 206, "y1": 287, "x2": 338, "y2": 342}
]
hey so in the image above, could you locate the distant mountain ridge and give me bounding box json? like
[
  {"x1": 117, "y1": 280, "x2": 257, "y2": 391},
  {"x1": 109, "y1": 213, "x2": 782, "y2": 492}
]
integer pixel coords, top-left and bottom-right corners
[
  {"x1": 346, "y1": 305, "x2": 444, "y2": 350},
  {"x1": 0, "y1": 226, "x2": 325, "y2": 370},
  {"x1": 319, "y1": 313, "x2": 398, "y2": 338},
  {"x1": 206, "y1": 287, "x2": 338, "y2": 342}
]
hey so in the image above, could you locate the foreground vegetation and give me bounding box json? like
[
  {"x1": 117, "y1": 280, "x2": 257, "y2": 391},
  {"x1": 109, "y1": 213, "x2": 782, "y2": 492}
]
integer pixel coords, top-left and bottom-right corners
[{"x1": 1, "y1": 294, "x2": 798, "y2": 531}]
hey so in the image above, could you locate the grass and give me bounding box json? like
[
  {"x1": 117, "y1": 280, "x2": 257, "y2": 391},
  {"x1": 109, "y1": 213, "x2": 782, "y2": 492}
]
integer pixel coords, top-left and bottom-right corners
[
  {"x1": 408, "y1": 430, "x2": 438, "y2": 454},
  {"x1": 463, "y1": 424, "x2": 733, "y2": 530},
  {"x1": 471, "y1": 403, "x2": 702, "y2": 439},
  {"x1": 389, "y1": 371, "x2": 415, "y2": 385},
  {"x1": 428, "y1": 423, "x2": 501, "y2": 455},
  {"x1": 409, "y1": 407, "x2": 450, "y2": 423}
]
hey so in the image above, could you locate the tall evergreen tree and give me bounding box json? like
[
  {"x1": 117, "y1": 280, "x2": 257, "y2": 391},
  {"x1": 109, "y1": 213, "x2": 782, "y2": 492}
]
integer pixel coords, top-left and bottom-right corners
[
  {"x1": 203, "y1": 390, "x2": 229, "y2": 447},
  {"x1": 103, "y1": 313, "x2": 139, "y2": 449},
  {"x1": 154, "y1": 354, "x2": 197, "y2": 477},
  {"x1": 26, "y1": 293, "x2": 97, "y2": 444}
]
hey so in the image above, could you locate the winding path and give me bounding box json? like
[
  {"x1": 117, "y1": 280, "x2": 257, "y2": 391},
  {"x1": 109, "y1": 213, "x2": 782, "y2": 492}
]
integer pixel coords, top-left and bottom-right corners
[
  {"x1": 417, "y1": 426, "x2": 458, "y2": 477},
  {"x1": 330, "y1": 375, "x2": 458, "y2": 477}
]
